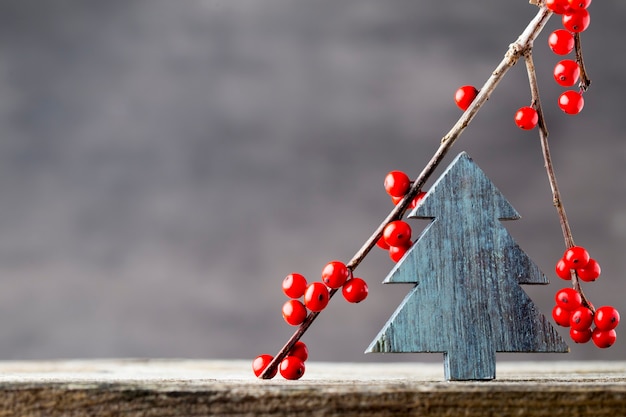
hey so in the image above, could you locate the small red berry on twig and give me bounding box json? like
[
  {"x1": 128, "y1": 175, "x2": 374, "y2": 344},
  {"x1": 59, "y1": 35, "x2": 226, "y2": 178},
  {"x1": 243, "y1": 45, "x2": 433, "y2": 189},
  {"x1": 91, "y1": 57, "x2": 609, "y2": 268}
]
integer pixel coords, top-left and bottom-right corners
[
  {"x1": 282, "y1": 300, "x2": 308, "y2": 326},
  {"x1": 577, "y1": 258, "x2": 601, "y2": 282},
  {"x1": 558, "y1": 90, "x2": 584, "y2": 115},
  {"x1": 454, "y1": 85, "x2": 479, "y2": 111},
  {"x1": 304, "y1": 282, "x2": 330, "y2": 312},
  {"x1": 546, "y1": 0, "x2": 571, "y2": 14},
  {"x1": 384, "y1": 171, "x2": 411, "y2": 198},
  {"x1": 555, "y1": 287, "x2": 583, "y2": 311},
  {"x1": 562, "y1": 8, "x2": 590, "y2": 33},
  {"x1": 592, "y1": 328, "x2": 616, "y2": 349},
  {"x1": 282, "y1": 273, "x2": 308, "y2": 299},
  {"x1": 548, "y1": 30, "x2": 575, "y2": 55},
  {"x1": 252, "y1": 354, "x2": 276, "y2": 378},
  {"x1": 383, "y1": 220, "x2": 412, "y2": 247},
  {"x1": 289, "y1": 341, "x2": 309, "y2": 362},
  {"x1": 342, "y1": 277, "x2": 369, "y2": 303},
  {"x1": 553, "y1": 60, "x2": 580, "y2": 87},
  {"x1": 321, "y1": 261, "x2": 351, "y2": 289},
  {"x1": 553, "y1": 305, "x2": 572, "y2": 327},
  {"x1": 570, "y1": 327, "x2": 592, "y2": 344},
  {"x1": 594, "y1": 306, "x2": 620, "y2": 331},
  {"x1": 567, "y1": 0, "x2": 591, "y2": 10},
  {"x1": 555, "y1": 259, "x2": 572, "y2": 280},
  {"x1": 569, "y1": 306, "x2": 593, "y2": 331},
  {"x1": 562, "y1": 246, "x2": 590, "y2": 269},
  {"x1": 280, "y1": 356, "x2": 305, "y2": 380},
  {"x1": 514, "y1": 106, "x2": 538, "y2": 130}
]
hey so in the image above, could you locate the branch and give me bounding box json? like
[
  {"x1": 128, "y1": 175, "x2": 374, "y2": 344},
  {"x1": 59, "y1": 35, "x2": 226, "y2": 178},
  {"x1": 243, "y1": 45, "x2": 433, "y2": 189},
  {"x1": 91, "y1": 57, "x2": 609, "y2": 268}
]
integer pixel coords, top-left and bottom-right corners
[
  {"x1": 574, "y1": 33, "x2": 592, "y2": 92},
  {"x1": 524, "y1": 51, "x2": 573, "y2": 248},
  {"x1": 260, "y1": 6, "x2": 554, "y2": 379},
  {"x1": 523, "y1": 50, "x2": 593, "y2": 311}
]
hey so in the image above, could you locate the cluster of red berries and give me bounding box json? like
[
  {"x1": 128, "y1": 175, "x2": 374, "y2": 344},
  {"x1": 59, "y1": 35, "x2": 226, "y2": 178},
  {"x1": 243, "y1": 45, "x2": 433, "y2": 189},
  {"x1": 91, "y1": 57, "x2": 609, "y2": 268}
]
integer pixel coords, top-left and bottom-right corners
[
  {"x1": 555, "y1": 245, "x2": 600, "y2": 282},
  {"x1": 551, "y1": 246, "x2": 620, "y2": 347},
  {"x1": 253, "y1": 261, "x2": 369, "y2": 379},
  {"x1": 252, "y1": 341, "x2": 308, "y2": 380},
  {"x1": 379, "y1": 171, "x2": 425, "y2": 262},
  {"x1": 454, "y1": 1, "x2": 592, "y2": 129},
  {"x1": 281, "y1": 262, "x2": 368, "y2": 327},
  {"x1": 546, "y1": 0, "x2": 591, "y2": 117}
]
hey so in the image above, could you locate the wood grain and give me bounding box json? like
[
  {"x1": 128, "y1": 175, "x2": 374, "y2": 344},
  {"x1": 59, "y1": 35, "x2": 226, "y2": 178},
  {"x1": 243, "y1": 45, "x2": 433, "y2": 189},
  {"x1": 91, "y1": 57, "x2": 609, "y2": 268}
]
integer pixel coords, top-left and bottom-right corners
[
  {"x1": 367, "y1": 152, "x2": 568, "y2": 380},
  {"x1": 0, "y1": 360, "x2": 624, "y2": 417}
]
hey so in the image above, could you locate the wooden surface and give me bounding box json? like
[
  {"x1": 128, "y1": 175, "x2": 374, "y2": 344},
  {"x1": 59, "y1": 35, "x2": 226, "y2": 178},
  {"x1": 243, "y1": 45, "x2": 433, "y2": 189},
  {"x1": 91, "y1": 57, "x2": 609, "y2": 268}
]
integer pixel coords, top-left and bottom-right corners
[
  {"x1": 368, "y1": 152, "x2": 568, "y2": 380},
  {"x1": 0, "y1": 359, "x2": 624, "y2": 416}
]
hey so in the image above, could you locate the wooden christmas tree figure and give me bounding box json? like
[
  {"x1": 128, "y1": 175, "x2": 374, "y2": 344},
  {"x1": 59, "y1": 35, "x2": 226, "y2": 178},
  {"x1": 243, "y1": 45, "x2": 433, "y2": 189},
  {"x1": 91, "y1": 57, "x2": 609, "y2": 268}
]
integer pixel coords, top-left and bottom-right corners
[{"x1": 366, "y1": 152, "x2": 569, "y2": 381}]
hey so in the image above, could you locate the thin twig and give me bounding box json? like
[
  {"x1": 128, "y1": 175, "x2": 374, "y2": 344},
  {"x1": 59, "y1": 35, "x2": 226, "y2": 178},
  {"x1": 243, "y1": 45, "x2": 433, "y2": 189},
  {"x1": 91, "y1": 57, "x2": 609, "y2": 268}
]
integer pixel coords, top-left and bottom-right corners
[
  {"x1": 523, "y1": 50, "x2": 593, "y2": 311},
  {"x1": 260, "y1": 6, "x2": 553, "y2": 379},
  {"x1": 524, "y1": 51, "x2": 574, "y2": 248},
  {"x1": 574, "y1": 33, "x2": 592, "y2": 92}
]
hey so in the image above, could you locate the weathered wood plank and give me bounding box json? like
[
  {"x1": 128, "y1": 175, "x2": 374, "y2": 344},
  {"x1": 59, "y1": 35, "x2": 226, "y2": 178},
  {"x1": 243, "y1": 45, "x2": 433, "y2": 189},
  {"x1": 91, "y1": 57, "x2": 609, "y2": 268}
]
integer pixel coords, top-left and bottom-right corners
[{"x1": 0, "y1": 360, "x2": 624, "y2": 416}]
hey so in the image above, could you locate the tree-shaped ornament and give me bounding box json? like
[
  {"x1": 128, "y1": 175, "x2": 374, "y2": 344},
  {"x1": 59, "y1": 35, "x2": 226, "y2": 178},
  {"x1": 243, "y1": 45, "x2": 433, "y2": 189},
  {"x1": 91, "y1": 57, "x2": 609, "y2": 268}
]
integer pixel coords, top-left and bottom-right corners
[{"x1": 367, "y1": 152, "x2": 569, "y2": 381}]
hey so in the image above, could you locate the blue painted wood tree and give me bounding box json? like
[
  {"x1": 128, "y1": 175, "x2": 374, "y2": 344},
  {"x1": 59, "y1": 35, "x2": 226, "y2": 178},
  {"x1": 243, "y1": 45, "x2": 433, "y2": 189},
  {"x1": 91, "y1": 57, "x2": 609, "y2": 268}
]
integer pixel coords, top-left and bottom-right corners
[{"x1": 366, "y1": 152, "x2": 569, "y2": 381}]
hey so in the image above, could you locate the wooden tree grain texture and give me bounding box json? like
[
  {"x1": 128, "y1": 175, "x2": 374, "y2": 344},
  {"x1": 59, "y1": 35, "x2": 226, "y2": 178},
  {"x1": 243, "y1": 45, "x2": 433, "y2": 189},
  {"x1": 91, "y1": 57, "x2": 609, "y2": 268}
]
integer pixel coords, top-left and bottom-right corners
[
  {"x1": 1, "y1": 360, "x2": 625, "y2": 417},
  {"x1": 367, "y1": 152, "x2": 569, "y2": 380}
]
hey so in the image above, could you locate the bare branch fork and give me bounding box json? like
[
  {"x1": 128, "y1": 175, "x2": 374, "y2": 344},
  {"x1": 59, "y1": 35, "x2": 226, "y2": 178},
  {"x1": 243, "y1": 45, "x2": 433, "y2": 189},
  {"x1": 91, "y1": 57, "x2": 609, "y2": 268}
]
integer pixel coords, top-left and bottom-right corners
[{"x1": 260, "y1": 4, "x2": 584, "y2": 379}]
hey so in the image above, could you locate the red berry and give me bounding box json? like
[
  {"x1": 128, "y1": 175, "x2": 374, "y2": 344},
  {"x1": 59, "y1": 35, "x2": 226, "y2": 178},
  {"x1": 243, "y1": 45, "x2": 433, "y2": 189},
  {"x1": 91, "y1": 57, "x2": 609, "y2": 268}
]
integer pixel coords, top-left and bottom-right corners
[
  {"x1": 562, "y1": 246, "x2": 590, "y2": 269},
  {"x1": 289, "y1": 341, "x2": 309, "y2": 362},
  {"x1": 389, "y1": 243, "x2": 411, "y2": 262},
  {"x1": 553, "y1": 305, "x2": 572, "y2": 327},
  {"x1": 304, "y1": 282, "x2": 329, "y2": 312},
  {"x1": 342, "y1": 277, "x2": 368, "y2": 303},
  {"x1": 569, "y1": 306, "x2": 594, "y2": 331},
  {"x1": 546, "y1": 0, "x2": 571, "y2": 14},
  {"x1": 392, "y1": 192, "x2": 426, "y2": 209},
  {"x1": 568, "y1": 0, "x2": 591, "y2": 10},
  {"x1": 562, "y1": 9, "x2": 590, "y2": 33},
  {"x1": 409, "y1": 191, "x2": 427, "y2": 209},
  {"x1": 252, "y1": 354, "x2": 277, "y2": 378},
  {"x1": 282, "y1": 273, "x2": 308, "y2": 299},
  {"x1": 548, "y1": 29, "x2": 575, "y2": 55},
  {"x1": 553, "y1": 60, "x2": 580, "y2": 87},
  {"x1": 558, "y1": 90, "x2": 585, "y2": 115},
  {"x1": 384, "y1": 171, "x2": 411, "y2": 198},
  {"x1": 577, "y1": 258, "x2": 601, "y2": 282},
  {"x1": 592, "y1": 328, "x2": 617, "y2": 349},
  {"x1": 321, "y1": 260, "x2": 351, "y2": 289},
  {"x1": 282, "y1": 299, "x2": 308, "y2": 326},
  {"x1": 383, "y1": 220, "x2": 412, "y2": 247},
  {"x1": 279, "y1": 356, "x2": 305, "y2": 380},
  {"x1": 555, "y1": 259, "x2": 572, "y2": 280},
  {"x1": 594, "y1": 306, "x2": 620, "y2": 331},
  {"x1": 555, "y1": 288, "x2": 583, "y2": 311},
  {"x1": 454, "y1": 85, "x2": 479, "y2": 111},
  {"x1": 570, "y1": 327, "x2": 592, "y2": 344},
  {"x1": 376, "y1": 235, "x2": 390, "y2": 250},
  {"x1": 514, "y1": 106, "x2": 538, "y2": 130}
]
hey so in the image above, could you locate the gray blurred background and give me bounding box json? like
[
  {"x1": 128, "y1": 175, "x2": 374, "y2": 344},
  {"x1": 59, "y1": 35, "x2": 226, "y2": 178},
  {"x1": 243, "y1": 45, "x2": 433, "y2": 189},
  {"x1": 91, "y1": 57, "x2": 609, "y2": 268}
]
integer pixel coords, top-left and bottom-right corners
[{"x1": 0, "y1": 0, "x2": 624, "y2": 364}]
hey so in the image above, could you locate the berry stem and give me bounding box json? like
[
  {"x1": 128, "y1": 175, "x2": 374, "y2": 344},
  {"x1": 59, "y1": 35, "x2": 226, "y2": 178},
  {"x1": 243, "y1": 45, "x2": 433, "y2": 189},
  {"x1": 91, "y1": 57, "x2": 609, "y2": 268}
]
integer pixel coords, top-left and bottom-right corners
[
  {"x1": 523, "y1": 50, "x2": 593, "y2": 311},
  {"x1": 574, "y1": 33, "x2": 591, "y2": 92},
  {"x1": 524, "y1": 50, "x2": 574, "y2": 248},
  {"x1": 259, "y1": 6, "x2": 554, "y2": 379}
]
